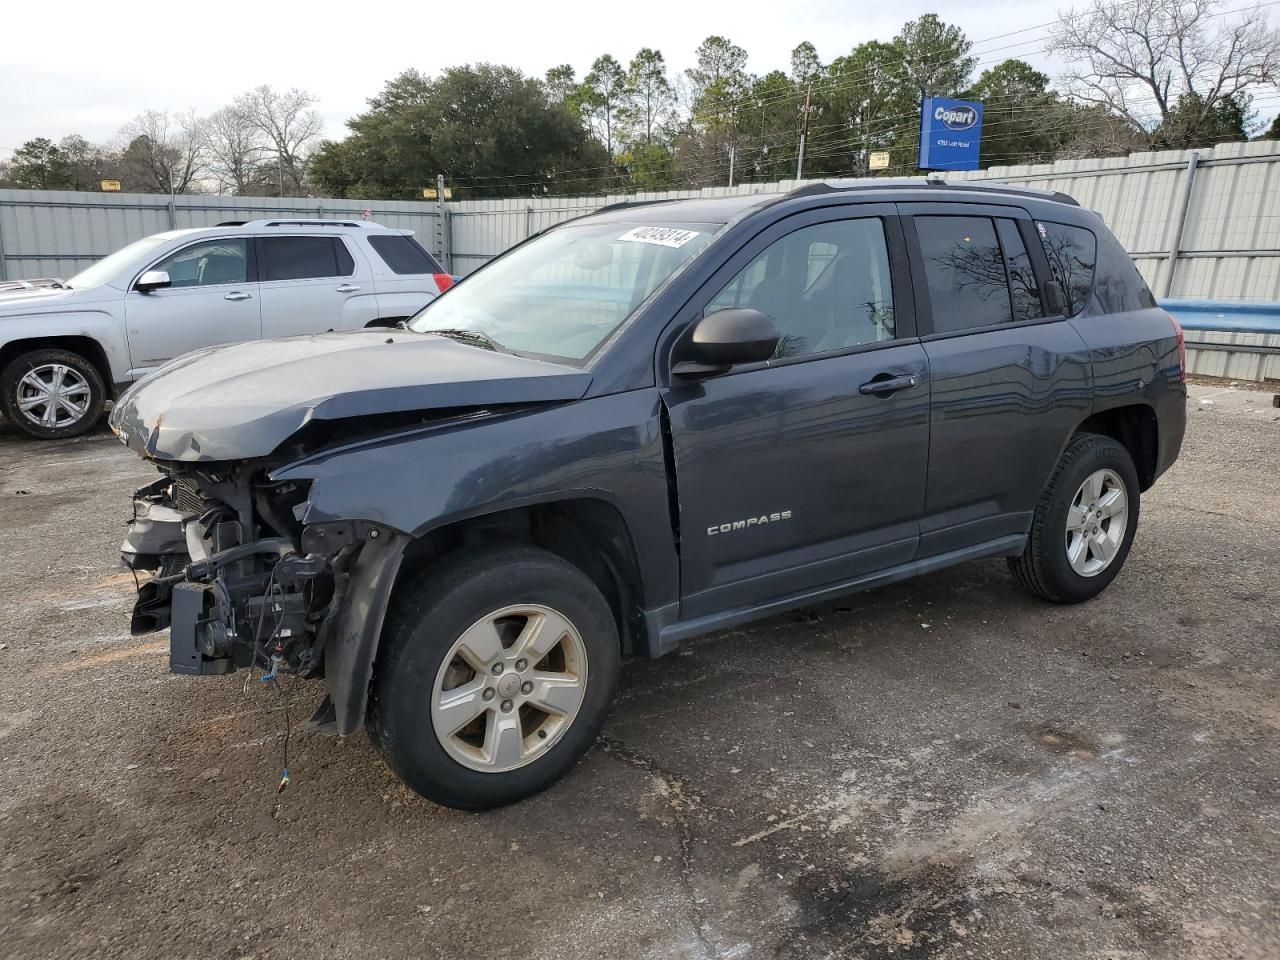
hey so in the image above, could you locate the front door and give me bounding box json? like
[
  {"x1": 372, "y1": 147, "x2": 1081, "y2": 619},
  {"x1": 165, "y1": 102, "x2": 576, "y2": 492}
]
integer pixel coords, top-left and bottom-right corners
[
  {"x1": 123, "y1": 237, "x2": 261, "y2": 377},
  {"x1": 662, "y1": 209, "x2": 931, "y2": 620}
]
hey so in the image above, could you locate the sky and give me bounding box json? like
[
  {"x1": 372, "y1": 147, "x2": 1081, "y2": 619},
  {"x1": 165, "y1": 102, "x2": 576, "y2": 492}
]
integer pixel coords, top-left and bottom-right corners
[{"x1": 2, "y1": 0, "x2": 1277, "y2": 160}]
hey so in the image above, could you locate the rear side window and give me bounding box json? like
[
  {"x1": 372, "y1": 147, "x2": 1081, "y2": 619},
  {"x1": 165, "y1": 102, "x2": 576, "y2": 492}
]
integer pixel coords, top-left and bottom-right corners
[
  {"x1": 260, "y1": 236, "x2": 354, "y2": 281},
  {"x1": 995, "y1": 219, "x2": 1042, "y2": 323},
  {"x1": 1036, "y1": 221, "x2": 1096, "y2": 315},
  {"x1": 368, "y1": 234, "x2": 444, "y2": 275},
  {"x1": 915, "y1": 216, "x2": 1013, "y2": 333}
]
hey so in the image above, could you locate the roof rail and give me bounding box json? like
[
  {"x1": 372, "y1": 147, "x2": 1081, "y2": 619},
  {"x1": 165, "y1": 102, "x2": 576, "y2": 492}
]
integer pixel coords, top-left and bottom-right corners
[
  {"x1": 215, "y1": 220, "x2": 247, "y2": 226},
  {"x1": 234, "y1": 218, "x2": 380, "y2": 230},
  {"x1": 782, "y1": 176, "x2": 1079, "y2": 206},
  {"x1": 592, "y1": 198, "x2": 683, "y2": 215}
]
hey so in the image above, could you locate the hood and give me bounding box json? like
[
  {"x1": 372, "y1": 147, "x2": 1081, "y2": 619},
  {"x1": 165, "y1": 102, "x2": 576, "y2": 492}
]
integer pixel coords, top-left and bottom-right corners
[
  {"x1": 0, "y1": 286, "x2": 78, "y2": 312},
  {"x1": 109, "y1": 330, "x2": 593, "y2": 462}
]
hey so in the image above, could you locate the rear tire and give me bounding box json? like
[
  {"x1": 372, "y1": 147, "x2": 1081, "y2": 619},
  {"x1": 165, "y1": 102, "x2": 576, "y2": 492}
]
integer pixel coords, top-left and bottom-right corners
[
  {"x1": 1008, "y1": 433, "x2": 1140, "y2": 603},
  {"x1": 1, "y1": 348, "x2": 106, "y2": 440},
  {"x1": 368, "y1": 543, "x2": 620, "y2": 809}
]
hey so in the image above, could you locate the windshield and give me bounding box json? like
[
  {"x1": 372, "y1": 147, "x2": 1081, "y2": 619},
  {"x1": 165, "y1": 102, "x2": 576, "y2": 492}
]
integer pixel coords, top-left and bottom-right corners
[
  {"x1": 408, "y1": 219, "x2": 721, "y2": 361},
  {"x1": 66, "y1": 235, "x2": 170, "y2": 290}
]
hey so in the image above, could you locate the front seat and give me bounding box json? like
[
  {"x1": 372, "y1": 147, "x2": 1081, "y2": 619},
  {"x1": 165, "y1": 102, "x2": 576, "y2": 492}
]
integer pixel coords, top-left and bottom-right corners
[
  {"x1": 748, "y1": 273, "x2": 808, "y2": 358},
  {"x1": 803, "y1": 254, "x2": 883, "y2": 353},
  {"x1": 198, "y1": 253, "x2": 245, "y2": 286}
]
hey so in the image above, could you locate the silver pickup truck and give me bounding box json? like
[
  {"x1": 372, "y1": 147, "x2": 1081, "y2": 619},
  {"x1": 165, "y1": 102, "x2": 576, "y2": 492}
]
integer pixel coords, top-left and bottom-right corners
[{"x1": 0, "y1": 218, "x2": 452, "y2": 439}]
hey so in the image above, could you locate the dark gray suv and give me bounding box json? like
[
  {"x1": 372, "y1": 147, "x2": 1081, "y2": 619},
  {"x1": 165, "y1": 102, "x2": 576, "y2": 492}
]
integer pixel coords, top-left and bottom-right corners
[{"x1": 110, "y1": 178, "x2": 1187, "y2": 809}]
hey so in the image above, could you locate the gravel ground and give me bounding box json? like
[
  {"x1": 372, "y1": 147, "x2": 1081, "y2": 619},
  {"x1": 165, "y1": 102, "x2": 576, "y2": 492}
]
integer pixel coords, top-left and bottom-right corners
[{"x1": 1, "y1": 382, "x2": 1277, "y2": 960}]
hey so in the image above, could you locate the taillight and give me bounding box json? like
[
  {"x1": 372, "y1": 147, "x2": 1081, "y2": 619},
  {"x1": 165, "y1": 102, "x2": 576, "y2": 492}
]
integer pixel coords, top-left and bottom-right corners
[
  {"x1": 433, "y1": 273, "x2": 455, "y2": 292},
  {"x1": 1166, "y1": 310, "x2": 1186, "y2": 382}
]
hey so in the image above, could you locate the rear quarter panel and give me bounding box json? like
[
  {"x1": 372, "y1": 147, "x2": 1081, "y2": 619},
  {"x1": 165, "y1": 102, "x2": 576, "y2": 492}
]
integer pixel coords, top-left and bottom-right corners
[{"x1": 1070, "y1": 226, "x2": 1187, "y2": 478}]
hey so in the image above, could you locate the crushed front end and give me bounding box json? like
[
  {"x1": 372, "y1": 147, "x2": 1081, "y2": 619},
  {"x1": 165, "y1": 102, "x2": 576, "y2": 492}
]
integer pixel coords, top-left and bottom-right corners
[{"x1": 122, "y1": 465, "x2": 392, "y2": 686}]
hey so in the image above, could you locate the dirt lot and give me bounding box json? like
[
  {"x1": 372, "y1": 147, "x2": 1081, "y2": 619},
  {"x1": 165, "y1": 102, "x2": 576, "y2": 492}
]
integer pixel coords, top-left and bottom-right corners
[{"x1": 1, "y1": 382, "x2": 1278, "y2": 960}]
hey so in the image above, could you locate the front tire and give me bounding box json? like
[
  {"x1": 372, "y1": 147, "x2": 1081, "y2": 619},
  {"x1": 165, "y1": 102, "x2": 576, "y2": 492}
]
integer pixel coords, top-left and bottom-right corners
[
  {"x1": 1008, "y1": 433, "x2": 1141, "y2": 603},
  {"x1": 368, "y1": 544, "x2": 620, "y2": 809},
  {"x1": 1, "y1": 348, "x2": 106, "y2": 440}
]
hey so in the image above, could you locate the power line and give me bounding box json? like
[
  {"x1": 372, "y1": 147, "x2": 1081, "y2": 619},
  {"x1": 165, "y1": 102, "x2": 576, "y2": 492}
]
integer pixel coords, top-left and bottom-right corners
[
  {"x1": 437, "y1": 0, "x2": 1279, "y2": 190},
  {"x1": 429, "y1": 85, "x2": 1280, "y2": 195}
]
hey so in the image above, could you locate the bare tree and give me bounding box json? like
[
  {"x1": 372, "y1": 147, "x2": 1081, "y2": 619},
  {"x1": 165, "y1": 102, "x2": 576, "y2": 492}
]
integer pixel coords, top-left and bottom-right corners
[
  {"x1": 205, "y1": 105, "x2": 266, "y2": 194},
  {"x1": 1052, "y1": 0, "x2": 1280, "y2": 145},
  {"x1": 234, "y1": 86, "x2": 323, "y2": 195},
  {"x1": 117, "y1": 109, "x2": 208, "y2": 194}
]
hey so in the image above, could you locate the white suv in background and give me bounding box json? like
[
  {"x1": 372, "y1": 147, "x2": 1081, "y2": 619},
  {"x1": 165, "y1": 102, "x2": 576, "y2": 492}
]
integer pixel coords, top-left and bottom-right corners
[{"x1": 0, "y1": 219, "x2": 455, "y2": 439}]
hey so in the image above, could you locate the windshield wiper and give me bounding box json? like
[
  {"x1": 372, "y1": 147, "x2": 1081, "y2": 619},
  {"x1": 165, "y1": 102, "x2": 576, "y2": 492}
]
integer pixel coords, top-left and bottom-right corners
[{"x1": 421, "y1": 328, "x2": 503, "y2": 352}]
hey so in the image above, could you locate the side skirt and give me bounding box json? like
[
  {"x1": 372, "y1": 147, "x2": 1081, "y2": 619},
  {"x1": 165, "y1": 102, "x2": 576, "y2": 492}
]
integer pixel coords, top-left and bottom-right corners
[{"x1": 651, "y1": 533, "x2": 1027, "y2": 655}]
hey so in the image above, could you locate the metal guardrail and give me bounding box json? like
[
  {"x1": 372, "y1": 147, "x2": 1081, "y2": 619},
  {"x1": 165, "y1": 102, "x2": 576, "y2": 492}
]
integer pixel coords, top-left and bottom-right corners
[
  {"x1": 1161, "y1": 299, "x2": 1280, "y2": 334},
  {"x1": 1161, "y1": 299, "x2": 1280, "y2": 378}
]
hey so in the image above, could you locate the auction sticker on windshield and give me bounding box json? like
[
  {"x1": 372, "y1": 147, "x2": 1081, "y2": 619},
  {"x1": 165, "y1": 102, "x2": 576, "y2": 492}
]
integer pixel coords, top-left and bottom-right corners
[{"x1": 618, "y1": 226, "x2": 703, "y2": 248}]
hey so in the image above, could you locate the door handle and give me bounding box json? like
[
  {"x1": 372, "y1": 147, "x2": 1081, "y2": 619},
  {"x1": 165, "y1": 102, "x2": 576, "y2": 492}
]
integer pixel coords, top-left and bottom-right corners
[
  {"x1": 335, "y1": 284, "x2": 361, "y2": 293},
  {"x1": 859, "y1": 374, "x2": 918, "y2": 396},
  {"x1": 223, "y1": 291, "x2": 252, "y2": 301}
]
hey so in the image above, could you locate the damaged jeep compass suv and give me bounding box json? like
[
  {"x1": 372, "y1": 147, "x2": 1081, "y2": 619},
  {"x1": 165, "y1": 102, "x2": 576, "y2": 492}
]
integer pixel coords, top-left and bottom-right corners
[{"x1": 112, "y1": 179, "x2": 1186, "y2": 809}]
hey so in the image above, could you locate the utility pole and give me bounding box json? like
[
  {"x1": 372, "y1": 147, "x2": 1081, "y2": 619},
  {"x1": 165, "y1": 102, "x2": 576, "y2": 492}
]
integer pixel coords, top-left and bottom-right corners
[
  {"x1": 796, "y1": 80, "x2": 813, "y2": 181},
  {"x1": 728, "y1": 141, "x2": 736, "y2": 188},
  {"x1": 436, "y1": 173, "x2": 450, "y2": 273}
]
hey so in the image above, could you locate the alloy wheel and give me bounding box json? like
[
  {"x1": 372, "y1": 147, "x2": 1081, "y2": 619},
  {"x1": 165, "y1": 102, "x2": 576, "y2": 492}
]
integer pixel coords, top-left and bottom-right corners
[
  {"x1": 1065, "y1": 468, "x2": 1129, "y2": 577},
  {"x1": 16, "y1": 363, "x2": 92, "y2": 430},
  {"x1": 430, "y1": 604, "x2": 588, "y2": 773}
]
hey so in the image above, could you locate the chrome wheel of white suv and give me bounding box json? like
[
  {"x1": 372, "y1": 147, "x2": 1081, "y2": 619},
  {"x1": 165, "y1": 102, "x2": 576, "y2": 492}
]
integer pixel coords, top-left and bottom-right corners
[
  {"x1": 1, "y1": 348, "x2": 106, "y2": 440},
  {"x1": 17, "y1": 363, "x2": 93, "y2": 430}
]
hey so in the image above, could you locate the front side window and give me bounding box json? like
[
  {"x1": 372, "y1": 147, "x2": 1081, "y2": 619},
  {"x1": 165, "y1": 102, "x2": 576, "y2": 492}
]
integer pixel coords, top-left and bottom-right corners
[
  {"x1": 706, "y1": 218, "x2": 895, "y2": 360},
  {"x1": 1037, "y1": 221, "x2": 1097, "y2": 315},
  {"x1": 260, "y1": 236, "x2": 354, "y2": 281},
  {"x1": 408, "y1": 219, "x2": 720, "y2": 362},
  {"x1": 150, "y1": 239, "x2": 249, "y2": 288},
  {"x1": 916, "y1": 216, "x2": 1013, "y2": 333}
]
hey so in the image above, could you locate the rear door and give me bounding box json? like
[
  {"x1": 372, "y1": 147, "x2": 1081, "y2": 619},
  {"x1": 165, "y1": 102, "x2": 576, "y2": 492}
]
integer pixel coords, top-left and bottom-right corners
[
  {"x1": 901, "y1": 202, "x2": 1092, "y2": 557},
  {"x1": 661, "y1": 205, "x2": 931, "y2": 619},
  {"x1": 256, "y1": 234, "x2": 379, "y2": 338},
  {"x1": 123, "y1": 237, "x2": 261, "y2": 376}
]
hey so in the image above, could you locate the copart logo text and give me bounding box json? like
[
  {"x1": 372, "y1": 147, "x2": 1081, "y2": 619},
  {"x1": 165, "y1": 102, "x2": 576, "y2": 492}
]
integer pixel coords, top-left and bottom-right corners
[{"x1": 935, "y1": 105, "x2": 978, "y2": 131}]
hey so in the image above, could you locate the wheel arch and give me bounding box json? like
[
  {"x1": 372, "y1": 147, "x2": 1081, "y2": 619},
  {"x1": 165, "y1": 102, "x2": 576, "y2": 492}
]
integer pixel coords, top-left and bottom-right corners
[
  {"x1": 390, "y1": 497, "x2": 651, "y2": 659},
  {"x1": 327, "y1": 498, "x2": 649, "y2": 735},
  {"x1": 1074, "y1": 403, "x2": 1159, "y2": 491},
  {"x1": 0, "y1": 335, "x2": 117, "y2": 399}
]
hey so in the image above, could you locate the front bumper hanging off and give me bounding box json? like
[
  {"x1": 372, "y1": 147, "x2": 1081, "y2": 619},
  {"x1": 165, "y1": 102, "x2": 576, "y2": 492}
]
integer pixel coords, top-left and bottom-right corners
[{"x1": 120, "y1": 475, "x2": 409, "y2": 733}]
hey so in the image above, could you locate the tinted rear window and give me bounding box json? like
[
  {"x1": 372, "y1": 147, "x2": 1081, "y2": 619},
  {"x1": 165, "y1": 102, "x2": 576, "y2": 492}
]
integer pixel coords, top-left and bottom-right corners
[
  {"x1": 1037, "y1": 221, "x2": 1096, "y2": 315},
  {"x1": 368, "y1": 234, "x2": 444, "y2": 275},
  {"x1": 260, "y1": 236, "x2": 354, "y2": 281}
]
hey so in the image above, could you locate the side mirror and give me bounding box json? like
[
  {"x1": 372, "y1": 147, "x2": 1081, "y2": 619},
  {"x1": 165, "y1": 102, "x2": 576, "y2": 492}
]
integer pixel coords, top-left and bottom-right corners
[
  {"x1": 1043, "y1": 279, "x2": 1068, "y2": 316},
  {"x1": 673, "y1": 307, "x2": 778, "y2": 379},
  {"x1": 136, "y1": 270, "x2": 171, "y2": 293}
]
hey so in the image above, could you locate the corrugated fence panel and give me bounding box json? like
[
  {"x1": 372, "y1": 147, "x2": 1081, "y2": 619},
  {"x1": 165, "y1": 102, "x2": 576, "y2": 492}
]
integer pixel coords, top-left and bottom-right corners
[
  {"x1": 0, "y1": 190, "x2": 442, "y2": 279},
  {"x1": 3, "y1": 140, "x2": 1279, "y2": 305}
]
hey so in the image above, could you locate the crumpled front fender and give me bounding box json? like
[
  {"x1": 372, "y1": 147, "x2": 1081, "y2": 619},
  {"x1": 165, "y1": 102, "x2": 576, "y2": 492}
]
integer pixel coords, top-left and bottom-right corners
[{"x1": 322, "y1": 529, "x2": 411, "y2": 736}]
